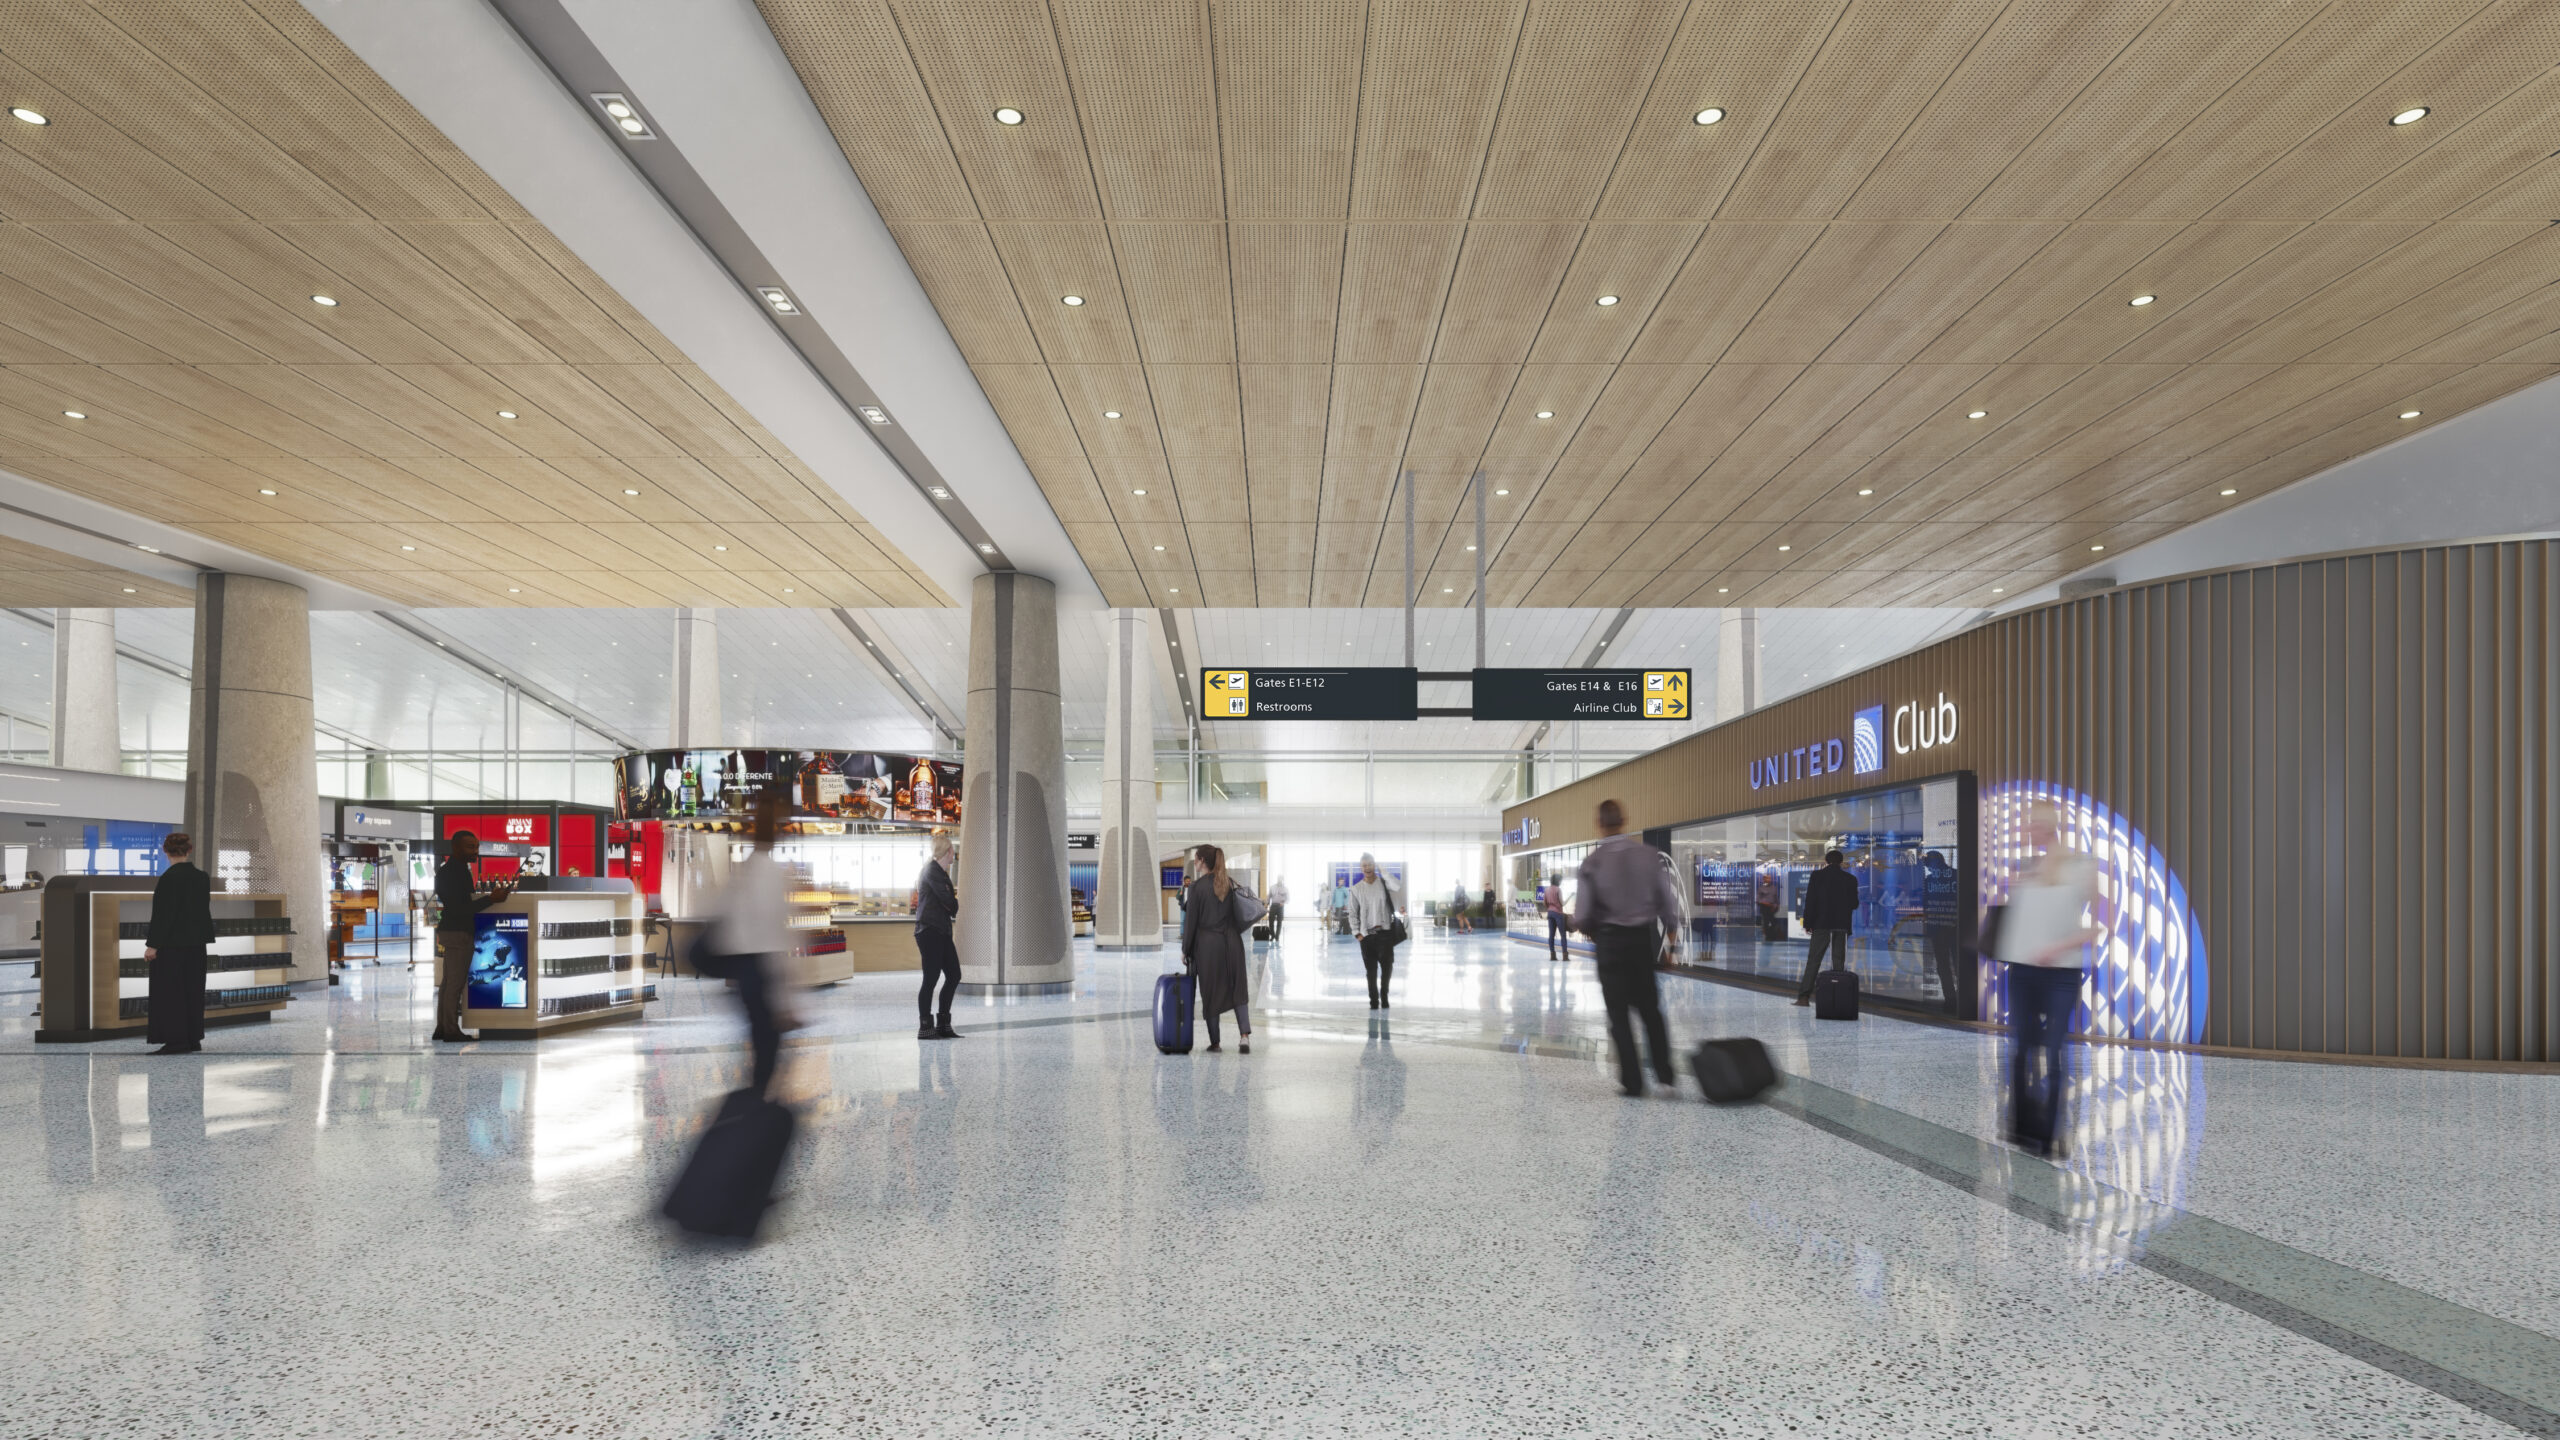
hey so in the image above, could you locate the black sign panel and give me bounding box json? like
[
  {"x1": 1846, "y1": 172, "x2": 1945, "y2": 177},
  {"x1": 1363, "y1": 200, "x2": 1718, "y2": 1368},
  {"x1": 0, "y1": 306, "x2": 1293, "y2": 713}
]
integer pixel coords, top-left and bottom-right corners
[
  {"x1": 1470, "y1": 668, "x2": 1694, "y2": 721},
  {"x1": 1199, "y1": 667, "x2": 1418, "y2": 721}
]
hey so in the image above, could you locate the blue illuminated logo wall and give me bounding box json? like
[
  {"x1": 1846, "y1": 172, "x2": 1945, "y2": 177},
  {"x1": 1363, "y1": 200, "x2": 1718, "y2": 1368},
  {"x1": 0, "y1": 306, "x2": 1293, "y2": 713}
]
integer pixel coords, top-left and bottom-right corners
[
  {"x1": 1979, "y1": 780, "x2": 2208, "y2": 1046},
  {"x1": 1851, "y1": 705, "x2": 1884, "y2": 774}
]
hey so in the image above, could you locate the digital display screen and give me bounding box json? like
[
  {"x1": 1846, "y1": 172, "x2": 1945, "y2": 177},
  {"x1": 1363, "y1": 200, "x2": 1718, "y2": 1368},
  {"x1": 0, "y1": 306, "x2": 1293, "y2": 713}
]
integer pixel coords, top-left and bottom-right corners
[{"x1": 469, "y1": 913, "x2": 529, "y2": 1009}]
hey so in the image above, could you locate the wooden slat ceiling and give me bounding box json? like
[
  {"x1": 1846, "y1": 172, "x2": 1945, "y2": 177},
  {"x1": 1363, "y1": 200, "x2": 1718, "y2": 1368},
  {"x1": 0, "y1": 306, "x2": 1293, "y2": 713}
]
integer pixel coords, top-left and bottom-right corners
[
  {"x1": 762, "y1": 0, "x2": 2560, "y2": 609},
  {"x1": 0, "y1": 0, "x2": 950, "y2": 611},
  {"x1": 0, "y1": 532, "x2": 192, "y2": 607}
]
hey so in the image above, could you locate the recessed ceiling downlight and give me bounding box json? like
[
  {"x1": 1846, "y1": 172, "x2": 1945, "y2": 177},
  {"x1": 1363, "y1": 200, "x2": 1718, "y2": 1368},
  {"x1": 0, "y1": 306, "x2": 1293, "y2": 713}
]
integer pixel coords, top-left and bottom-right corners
[
  {"x1": 1103, "y1": 410, "x2": 1121, "y2": 419},
  {"x1": 496, "y1": 410, "x2": 517, "y2": 419},
  {"x1": 260, "y1": 488, "x2": 278, "y2": 496},
  {"x1": 2129, "y1": 294, "x2": 2156, "y2": 306},
  {"x1": 2400, "y1": 409, "x2": 2422, "y2": 419},
  {"x1": 1967, "y1": 410, "x2": 1987, "y2": 419},
  {"x1": 311, "y1": 294, "x2": 338, "y2": 307},
  {"x1": 1061, "y1": 294, "x2": 1084, "y2": 306},
  {"x1": 994, "y1": 107, "x2": 1024, "y2": 126},
  {"x1": 2220, "y1": 488, "x2": 2238, "y2": 496},
  {"x1": 11, "y1": 106, "x2": 46, "y2": 126},
  {"x1": 61, "y1": 410, "x2": 83, "y2": 419},
  {"x1": 2391, "y1": 107, "x2": 2429, "y2": 126},
  {"x1": 1595, "y1": 294, "x2": 1620, "y2": 307},
  {"x1": 1535, "y1": 410, "x2": 1554, "y2": 420},
  {"x1": 1693, "y1": 107, "x2": 1724, "y2": 125}
]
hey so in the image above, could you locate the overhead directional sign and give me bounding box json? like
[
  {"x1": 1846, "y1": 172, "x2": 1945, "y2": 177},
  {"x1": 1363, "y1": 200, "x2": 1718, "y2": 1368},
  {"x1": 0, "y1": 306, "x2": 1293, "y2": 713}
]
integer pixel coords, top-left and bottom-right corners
[
  {"x1": 1200, "y1": 667, "x2": 1419, "y2": 721},
  {"x1": 1471, "y1": 668, "x2": 1693, "y2": 721}
]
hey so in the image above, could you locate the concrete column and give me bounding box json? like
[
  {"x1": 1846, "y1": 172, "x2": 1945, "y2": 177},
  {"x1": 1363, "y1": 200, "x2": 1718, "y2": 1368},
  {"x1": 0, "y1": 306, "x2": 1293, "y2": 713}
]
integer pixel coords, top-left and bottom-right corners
[
  {"x1": 1095, "y1": 608, "x2": 1159, "y2": 949},
  {"x1": 956, "y1": 573, "x2": 1070, "y2": 992},
  {"x1": 1714, "y1": 607, "x2": 1760, "y2": 725},
  {"x1": 184, "y1": 574, "x2": 324, "y2": 980},
  {"x1": 48, "y1": 608, "x2": 120, "y2": 772},
  {"x1": 670, "y1": 607, "x2": 720, "y2": 747}
]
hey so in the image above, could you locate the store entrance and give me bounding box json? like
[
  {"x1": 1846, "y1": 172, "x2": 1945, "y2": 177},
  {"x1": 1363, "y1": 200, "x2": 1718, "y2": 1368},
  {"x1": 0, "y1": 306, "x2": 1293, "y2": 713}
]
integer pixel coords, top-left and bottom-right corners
[{"x1": 1661, "y1": 772, "x2": 1976, "y2": 1016}]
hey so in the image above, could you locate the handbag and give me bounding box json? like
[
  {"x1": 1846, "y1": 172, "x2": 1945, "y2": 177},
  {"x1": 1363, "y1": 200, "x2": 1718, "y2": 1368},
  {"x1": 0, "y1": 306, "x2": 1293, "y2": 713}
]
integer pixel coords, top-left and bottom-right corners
[
  {"x1": 1384, "y1": 913, "x2": 1408, "y2": 947},
  {"x1": 1975, "y1": 903, "x2": 2007, "y2": 963},
  {"x1": 1231, "y1": 885, "x2": 1267, "y2": 929}
]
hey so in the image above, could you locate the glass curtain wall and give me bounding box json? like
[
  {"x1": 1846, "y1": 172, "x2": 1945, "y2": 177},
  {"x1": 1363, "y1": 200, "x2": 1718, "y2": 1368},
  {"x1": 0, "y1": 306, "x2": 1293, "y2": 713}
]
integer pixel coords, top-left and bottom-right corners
[{"x1": 1509, "y1": 774, "x2": 1973, "y2": 1012}]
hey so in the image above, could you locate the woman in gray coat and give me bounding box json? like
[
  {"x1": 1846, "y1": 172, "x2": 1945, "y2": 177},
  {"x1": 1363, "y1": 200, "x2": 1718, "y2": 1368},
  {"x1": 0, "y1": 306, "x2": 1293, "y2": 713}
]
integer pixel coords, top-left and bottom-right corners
[{"x1": 1181, "y1": 844, "x2": 1261, "y2": 1053}]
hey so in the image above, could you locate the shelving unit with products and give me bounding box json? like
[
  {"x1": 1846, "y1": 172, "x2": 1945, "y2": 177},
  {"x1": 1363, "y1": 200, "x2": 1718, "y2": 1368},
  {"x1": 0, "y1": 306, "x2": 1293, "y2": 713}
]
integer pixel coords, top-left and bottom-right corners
[
  {"x1": 460, "y1": 878, "x2": 651, "y2": 1039},
  {"x1": 35, "y1": 879, "x2": 296, "y2": 1042}
]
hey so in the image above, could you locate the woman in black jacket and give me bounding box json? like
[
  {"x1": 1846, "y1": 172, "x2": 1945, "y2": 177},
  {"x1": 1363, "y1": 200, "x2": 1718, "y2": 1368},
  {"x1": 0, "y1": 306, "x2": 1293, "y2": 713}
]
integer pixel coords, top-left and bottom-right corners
[
  {"x1": 1181, "y1": 844, "x2": 1259, "y2": 1053},
  {"x1": 143, "y1": 832, "x2": 215, "y2": 1055}
]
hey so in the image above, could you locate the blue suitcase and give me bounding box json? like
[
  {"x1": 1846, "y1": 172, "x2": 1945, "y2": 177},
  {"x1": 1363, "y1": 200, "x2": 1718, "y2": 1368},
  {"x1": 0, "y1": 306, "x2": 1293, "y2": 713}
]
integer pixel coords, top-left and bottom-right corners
[{"x1": 1153, "y1": 971, "x2": 1195, "y2": 1054}]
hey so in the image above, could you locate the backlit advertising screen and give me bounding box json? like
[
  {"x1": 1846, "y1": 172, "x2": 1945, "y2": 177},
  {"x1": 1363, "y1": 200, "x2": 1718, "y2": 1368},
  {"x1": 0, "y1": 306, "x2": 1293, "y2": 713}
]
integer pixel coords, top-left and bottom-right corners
[{"x1": 469, "y1": 913, "x2": 529, "y2": 1010}]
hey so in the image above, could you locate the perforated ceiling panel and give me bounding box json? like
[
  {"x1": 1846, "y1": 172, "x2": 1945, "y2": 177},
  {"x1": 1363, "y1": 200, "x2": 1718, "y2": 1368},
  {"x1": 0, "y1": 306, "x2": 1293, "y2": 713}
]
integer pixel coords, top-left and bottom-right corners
[
  {"x1": 759, "y1": 0, "x2": 2560, "y2": 610},
  {"x1": 0, "y1": 0, "x2": 949, "y2": 611}
]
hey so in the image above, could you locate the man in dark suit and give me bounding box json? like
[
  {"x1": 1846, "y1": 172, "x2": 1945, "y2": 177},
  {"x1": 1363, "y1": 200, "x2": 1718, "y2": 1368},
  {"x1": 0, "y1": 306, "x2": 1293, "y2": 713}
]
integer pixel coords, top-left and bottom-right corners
[
  {"x1": 432, "y1": 831, "x2": 513, "y2": 1043},
  {"x1": 1794, "y1": 849, "x2": 1860, "y2": 1006},
  {"x1": 915, "y1": 834, "x2": 961, "y2": 1040},
  {"x1": 144, "y1": 831, "x2": 215, "y2": 1055}
]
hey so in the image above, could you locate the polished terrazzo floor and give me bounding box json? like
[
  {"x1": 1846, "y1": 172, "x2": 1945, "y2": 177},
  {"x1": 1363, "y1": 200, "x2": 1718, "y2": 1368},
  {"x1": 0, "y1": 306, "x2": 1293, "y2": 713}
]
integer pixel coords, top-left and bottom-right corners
[{"x1": 3, "y1": 928, "x2": 2556, "y2": 1438}]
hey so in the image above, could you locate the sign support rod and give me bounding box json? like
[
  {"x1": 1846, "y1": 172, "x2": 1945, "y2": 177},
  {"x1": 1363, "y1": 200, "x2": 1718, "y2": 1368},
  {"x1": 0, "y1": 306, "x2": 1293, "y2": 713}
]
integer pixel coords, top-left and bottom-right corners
[
  {"x1": 1473, "y1": 469, "x2": 1487, "y2": 668},
  {"x1": 1402, "y1": 468, "x2": 1416, "y2": 668}
]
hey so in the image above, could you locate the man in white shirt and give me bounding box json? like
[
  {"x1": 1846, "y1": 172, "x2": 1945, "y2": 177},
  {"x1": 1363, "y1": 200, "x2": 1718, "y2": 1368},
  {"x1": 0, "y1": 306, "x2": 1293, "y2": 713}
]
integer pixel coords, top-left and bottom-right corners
[
  {"x1": 1268, "y1": 877, "x2": 1290, "y2": 940},
  {"x1": 701, "y1": 785, "x2": 801, "y2": 1096},
  {"x1": 1571, "y1": 799, "x2": 1685, "y2": 1097}
]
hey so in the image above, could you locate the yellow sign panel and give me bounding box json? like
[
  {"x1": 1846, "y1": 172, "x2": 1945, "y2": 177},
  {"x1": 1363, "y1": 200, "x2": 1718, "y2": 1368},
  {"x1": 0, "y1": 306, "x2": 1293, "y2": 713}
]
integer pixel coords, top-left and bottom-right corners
[
  {"x1": 1642, "y1": 669, "x2": 1690, "y2": 719},
  {"x1": 1202, "y1": 668, "x2": 1251, "y2": 718}
]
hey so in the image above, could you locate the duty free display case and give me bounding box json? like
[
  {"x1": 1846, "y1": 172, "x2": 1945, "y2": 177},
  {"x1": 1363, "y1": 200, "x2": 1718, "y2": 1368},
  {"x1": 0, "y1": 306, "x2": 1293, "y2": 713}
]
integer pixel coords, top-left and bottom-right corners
[
  {"x1": 35, "y1": 876, "x2": 296, "y2": 1043},
  {"x1": 459, "y1": 877, "x2": 653, "y2": 1040}
]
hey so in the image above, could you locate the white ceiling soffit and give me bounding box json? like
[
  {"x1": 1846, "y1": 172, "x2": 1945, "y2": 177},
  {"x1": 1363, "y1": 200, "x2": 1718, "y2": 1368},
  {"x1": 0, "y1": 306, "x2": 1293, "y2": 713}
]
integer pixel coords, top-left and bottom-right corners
[
  {"x1": 0, "y1": 467, "x2": 390, "y2": 611},
  {"x1": 295, "y1": 0, "x2": 1058, "y2": 607},
  {"x1": 2012, "y1": 370, "x2": 2560, "y2": 613},
  {"x1": 547, "y1": 0, "x2": 1094, "y2": 606}
]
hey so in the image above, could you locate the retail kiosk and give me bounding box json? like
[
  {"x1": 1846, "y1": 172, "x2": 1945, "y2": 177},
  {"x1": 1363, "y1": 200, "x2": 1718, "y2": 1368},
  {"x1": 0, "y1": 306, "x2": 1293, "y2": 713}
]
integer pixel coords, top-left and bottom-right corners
[
  {"x1": 34, "y1": 875, "x2": 296, "y2": 1042},
  {"x1": 458, "y1": 876, "x2": 650, "y2": 1039}
]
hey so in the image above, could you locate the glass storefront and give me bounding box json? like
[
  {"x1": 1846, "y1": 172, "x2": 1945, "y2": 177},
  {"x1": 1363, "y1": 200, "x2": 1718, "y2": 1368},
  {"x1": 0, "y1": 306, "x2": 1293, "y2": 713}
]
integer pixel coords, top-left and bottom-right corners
[{"x1": 1511, "y1": 772, "x2": 1976, "y2": 1014}]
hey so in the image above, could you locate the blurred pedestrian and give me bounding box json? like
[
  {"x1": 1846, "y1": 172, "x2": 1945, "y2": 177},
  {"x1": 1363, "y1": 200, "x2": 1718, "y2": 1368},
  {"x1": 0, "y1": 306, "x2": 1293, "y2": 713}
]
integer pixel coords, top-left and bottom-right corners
[
  {"x1": 1267, "y1": 876, "x2": 1289, "y2": 940},
  {"x1": 431, "y1": 830, "x2": 513, "y2": 1043},
  {"x1": 915, "y1": 833, "x2": 961, "y2": 1040},
  {"x1": 142, "y1": 832, "x2": 213, "y2": 1056},
  {"x1": 1792, "y1": 850, "x2": 1858, "y2": 1006},
  {"x1": 1348, "y1": 855, "x2": 1403, "y2": 1009},
  {"x1": 1999, "y1": 812, "x2": 2100, "y2": 1157},
  {"x1": 1922, "y1": 849, "x2": 1963, "y2": 1016},
  {"x1": 1449, "y1": 879, "x2": 1472, "y2": 933},
  {"x1": 1181, "y1": 843, "x2": 1260, "y2": 1052},
  {"x1": 1572, "y1": 800, "x2": 1683, "y2": 1097},
  {"x1": 1544, "y1": 874, "x2": 1570, "y2": 961},
  {"x1": 700, "y1": 785, "x2": 803, "y2": 1097}
]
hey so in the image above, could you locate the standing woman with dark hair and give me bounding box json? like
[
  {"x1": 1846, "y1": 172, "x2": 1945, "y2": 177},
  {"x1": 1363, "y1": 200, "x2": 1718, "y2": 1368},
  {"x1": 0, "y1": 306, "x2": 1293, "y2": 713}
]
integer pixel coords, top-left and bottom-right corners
[
  {"x1": 143, "y1": 832, "x2": 214, "y2": 1055},
  {"x1": 1181, "y1": 844, "x2": 1261, "y2": 1053}
]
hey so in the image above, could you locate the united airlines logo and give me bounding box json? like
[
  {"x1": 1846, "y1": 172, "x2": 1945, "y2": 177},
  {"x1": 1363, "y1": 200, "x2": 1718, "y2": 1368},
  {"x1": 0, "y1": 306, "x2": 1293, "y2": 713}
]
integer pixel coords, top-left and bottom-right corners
[{"x1": 1851, "y1": 705, "x2": 1885, "y2": 775}]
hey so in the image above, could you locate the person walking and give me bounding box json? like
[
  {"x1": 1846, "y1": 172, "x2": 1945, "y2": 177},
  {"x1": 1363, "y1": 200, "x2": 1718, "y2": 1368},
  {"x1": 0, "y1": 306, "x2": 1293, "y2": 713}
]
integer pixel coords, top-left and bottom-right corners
[
  {"x1": 1922, "y1": 849, "x2": 1964, "y2": 1016},
  {"x1": 1999, "y1": 815, "x2": 2100, "y2": 1157},
  {"x1": 915, "y1": 833, "x2": 961, "y2": 1040},
  {"x1": 1449, "y1": 879, "x2": 1472, "y2": 933},
  {"x1": 142, "y1": 832, "x2": 213, "y2": 1055},
  {"x1": 1348, "y1": 855, "x2": 1403, "y2": 1009},
  {"x1": 431, "y1": 830, "x2": 514, "y2": 1043},
  {"x1": 699, "y1": 785, "x2": 802, "y2": 1098},
  {"x1": 1793, "y1": 849, "x2": 1859, "y2": 1006},
  {"x1": 1181, "y1": 844, "x2": 1260, "y2": 1053},
  {"x1": 1267, "y1": 877, "x2": 1289, "y2": 940},
  {"x1": 1571, "y1": 800, "x2": 1684, "y2": 1097},
  {"x1": 1544, "y1": 875, "x2": 1570, "y2": 961}
]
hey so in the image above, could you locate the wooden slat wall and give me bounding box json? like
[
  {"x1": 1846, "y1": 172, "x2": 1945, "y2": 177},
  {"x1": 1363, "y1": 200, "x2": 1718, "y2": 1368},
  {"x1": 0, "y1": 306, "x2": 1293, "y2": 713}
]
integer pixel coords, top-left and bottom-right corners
[{"x1": 1505, "y1": 539, "x2": 2559, "y2": 1062}]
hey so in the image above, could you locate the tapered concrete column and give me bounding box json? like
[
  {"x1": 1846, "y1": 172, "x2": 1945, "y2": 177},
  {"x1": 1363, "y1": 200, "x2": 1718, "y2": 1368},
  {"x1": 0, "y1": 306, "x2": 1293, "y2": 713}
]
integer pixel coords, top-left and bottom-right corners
[
  {"x1": 48, "y1": 608, "x2": 120, "y2": 772},
  {"x1": 956, "y1": 573, "x2": 1070, "y2": 992},
  {"x1": 1095, "y1": 608, "x2": 1159, "y2": 949},
  {"x1": 185, "y1": 574, "x2": 323, "y2": 980},
  {"x1": 1714, "y1": 608, "x2": 1760, "y2": 724},
  {"x1": 670, "y1": 607, "x2": 720, "y2": 747}
]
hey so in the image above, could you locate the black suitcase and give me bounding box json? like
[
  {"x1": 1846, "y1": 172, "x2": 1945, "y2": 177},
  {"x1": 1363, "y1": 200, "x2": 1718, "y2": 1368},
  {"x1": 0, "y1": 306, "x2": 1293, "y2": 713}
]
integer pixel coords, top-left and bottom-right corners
[
  {"x1": 1691, "y1": 1038, "x2": 1778, "y2": 1103},
  {"x1": 1251, "y1": 923, "x2": 1274, "y2": 942},
  {"x1": 1813, "y1": 968, "x2": 1860, "y2": 1021},
  {"x1": 663, "y1": 1088, "x2": 796, "y2": 1238}
]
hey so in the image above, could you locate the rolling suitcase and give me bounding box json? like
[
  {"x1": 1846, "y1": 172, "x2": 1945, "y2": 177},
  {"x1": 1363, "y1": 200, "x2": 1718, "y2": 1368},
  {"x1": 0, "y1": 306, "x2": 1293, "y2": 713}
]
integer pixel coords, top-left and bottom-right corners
[
  {"x1": 1153, "y1": 971, "x2": 1195, "y2": 1054},
  {"x1": 663, "y1": 1088, "x2": 795, "y2": 1239},
  {"x1": 1813, "y1": 968, "x2": 1860, "y2": 1021},
  {"x1": 1251, "y1": 923, "x2": 1274, "y2": 942},
  {"x1": 1691, "y1": 1038, "x2": 1778, "y2": 1104}
]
